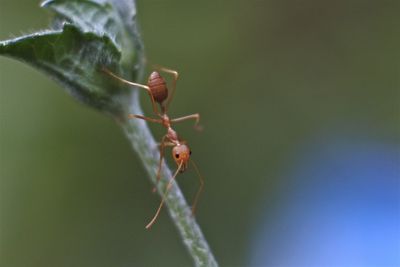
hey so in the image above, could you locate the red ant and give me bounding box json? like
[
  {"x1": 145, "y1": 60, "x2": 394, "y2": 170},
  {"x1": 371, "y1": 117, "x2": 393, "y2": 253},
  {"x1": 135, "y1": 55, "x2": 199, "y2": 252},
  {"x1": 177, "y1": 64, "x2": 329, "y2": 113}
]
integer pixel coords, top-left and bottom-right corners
[{"x1": 103, "y1": 66, "x2": 204, "y2": 229}]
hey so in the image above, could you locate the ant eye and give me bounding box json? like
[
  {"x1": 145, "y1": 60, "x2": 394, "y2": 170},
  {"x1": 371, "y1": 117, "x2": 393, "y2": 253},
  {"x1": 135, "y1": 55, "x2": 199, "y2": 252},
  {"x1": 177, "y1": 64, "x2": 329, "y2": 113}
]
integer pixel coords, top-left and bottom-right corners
[
  {"x1": 175, "y1": 153, "x2": 179, "y2": 159},
  {"x1": 189, "y1": 150, "x2": 192, "y2": 155}
]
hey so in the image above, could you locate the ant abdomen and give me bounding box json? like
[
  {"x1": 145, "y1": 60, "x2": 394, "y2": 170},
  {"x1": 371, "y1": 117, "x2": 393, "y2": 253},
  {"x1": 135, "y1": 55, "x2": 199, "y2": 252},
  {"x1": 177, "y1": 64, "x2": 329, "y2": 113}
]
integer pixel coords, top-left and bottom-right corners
[{"x1": 148, "y1": 71, "x2": 168, "y2": 103}]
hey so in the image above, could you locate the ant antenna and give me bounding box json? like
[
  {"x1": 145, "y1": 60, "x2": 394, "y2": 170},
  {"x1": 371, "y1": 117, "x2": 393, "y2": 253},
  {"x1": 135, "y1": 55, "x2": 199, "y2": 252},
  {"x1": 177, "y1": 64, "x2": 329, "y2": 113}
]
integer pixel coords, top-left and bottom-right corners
[{"x1": 145, "y1": 162, "x2": 183, "y2": 229}]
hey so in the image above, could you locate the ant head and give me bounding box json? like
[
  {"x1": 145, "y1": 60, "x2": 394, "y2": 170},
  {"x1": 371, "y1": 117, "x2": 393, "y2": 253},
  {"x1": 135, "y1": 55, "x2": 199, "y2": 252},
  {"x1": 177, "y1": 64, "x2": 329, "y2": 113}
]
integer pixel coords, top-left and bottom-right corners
[{"x1": 172, "y1": 144, "x2": 191, "y2": 173}]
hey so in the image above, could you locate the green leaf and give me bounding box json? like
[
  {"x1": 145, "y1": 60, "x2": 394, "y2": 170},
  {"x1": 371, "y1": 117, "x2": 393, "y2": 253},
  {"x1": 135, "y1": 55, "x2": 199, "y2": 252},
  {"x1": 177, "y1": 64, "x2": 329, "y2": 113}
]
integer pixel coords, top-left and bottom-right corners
[
  {"x1": 42, "y1": 0, "x2": 118, "y2": 35},
  {"x1": 0, "y1": 0, "x2": 145, "y2": 115},
  {"x1": 0, "y1": 24, "x2": 127, "y2": 114},
  {"x1": 41, "y1": 0, "x2": 143, "y2": 74}
]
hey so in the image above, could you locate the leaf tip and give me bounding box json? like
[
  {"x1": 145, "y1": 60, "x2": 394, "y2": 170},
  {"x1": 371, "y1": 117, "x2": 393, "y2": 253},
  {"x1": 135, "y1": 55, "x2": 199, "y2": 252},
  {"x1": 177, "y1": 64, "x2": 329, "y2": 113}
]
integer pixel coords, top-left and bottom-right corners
[{"x1": 40, "y1": 0, "x2": 52, "y2": 8}]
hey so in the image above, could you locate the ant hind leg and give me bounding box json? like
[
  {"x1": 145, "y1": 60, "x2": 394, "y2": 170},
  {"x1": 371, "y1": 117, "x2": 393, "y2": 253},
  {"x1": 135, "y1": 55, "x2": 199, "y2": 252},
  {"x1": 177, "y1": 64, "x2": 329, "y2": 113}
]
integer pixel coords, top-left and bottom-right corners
[{"x1": 102, "y1": 67, "x2": 161, "y2": 116}]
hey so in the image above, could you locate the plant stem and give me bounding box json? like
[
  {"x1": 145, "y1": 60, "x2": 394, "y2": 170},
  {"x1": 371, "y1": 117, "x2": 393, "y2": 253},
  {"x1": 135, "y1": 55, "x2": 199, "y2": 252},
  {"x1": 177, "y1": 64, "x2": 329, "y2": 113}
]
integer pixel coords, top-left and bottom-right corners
[{"x1": 119, "y1": 90, "x2": 218, "y2": 267}]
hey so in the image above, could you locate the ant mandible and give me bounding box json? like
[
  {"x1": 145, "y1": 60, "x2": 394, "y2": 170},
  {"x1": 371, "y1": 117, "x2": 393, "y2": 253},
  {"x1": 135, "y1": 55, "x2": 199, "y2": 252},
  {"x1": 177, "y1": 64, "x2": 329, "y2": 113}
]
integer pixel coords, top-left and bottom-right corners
[{"x1": 103, "y1": 66, "x2": 204, "y2": 229}]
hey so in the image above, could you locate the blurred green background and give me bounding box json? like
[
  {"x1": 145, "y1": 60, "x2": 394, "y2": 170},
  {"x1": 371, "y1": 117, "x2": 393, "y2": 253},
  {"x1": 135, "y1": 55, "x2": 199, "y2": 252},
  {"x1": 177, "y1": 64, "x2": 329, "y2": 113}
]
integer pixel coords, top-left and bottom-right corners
[{"x1": 1, "y1": 0, "x2": 399, "y2": 266}]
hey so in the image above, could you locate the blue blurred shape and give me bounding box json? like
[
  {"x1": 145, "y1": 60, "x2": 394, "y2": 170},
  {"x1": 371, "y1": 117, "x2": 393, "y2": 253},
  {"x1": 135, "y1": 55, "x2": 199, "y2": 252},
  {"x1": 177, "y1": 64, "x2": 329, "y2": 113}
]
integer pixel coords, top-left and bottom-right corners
[{"x1": 250, "y1": 136, "x2": 400, "y2": 267}]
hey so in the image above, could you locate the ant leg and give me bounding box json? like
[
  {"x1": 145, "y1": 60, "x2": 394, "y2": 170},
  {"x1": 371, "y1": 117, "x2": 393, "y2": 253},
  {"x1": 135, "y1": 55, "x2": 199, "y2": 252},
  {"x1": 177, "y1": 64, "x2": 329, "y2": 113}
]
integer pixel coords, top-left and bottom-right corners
[
  {"x1": 102, "y1": 68, "x2": 161, "y2": 116},
  {"x1": 152, "y1": 135, "x2": 169, "y2": 193},
  {"x1": 171, "y1": 113, "x2": 202, "y2": 131},
  {"x1": 190, "y1": 159, "x2": 204, "y2": 215},
  {"x1": 146, "y1": 162, "x2": 184, "y2": 229},
  {"x1": 102, "y1": 67, "x2": 148, "y2": 89},
  {"x1": 128, "y1": 114, "x2": 162, "y2": 124},
  {"x1": 153, "y1": 65, "x2": 179, "y2": 111},
  {"x1": 143, "y1": 91, "x2": 162, "y2": 117}
]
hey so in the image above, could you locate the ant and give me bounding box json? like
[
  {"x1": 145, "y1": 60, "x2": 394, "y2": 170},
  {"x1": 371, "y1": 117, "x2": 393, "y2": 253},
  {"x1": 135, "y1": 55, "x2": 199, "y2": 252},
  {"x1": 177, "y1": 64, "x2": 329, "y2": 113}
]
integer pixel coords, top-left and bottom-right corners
[{"x1": 102, "y1": 66, "x2": 204, "y2": 229}]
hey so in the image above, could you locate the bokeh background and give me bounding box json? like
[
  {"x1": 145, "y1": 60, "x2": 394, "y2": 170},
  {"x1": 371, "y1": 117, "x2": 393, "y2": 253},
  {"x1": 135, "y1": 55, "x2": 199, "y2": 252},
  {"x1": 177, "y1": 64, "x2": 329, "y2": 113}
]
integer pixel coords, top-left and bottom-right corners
[{"x1": 1, "y1": 0, "x2": 399, "y2": 266}]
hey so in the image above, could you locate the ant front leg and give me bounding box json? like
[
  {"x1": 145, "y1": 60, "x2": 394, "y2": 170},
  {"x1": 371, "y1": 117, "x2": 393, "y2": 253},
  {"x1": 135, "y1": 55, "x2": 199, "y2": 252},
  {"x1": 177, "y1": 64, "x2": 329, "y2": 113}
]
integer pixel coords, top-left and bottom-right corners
[
  {"x1": 153, "y1": 135, "x2": 169, "y2": 193},
  {"x1": 171, "y1": 113, "x2": 202, "y2": 131},
  {"x1": 153, "y1": 136, "x2": 174, "y2": 193}
]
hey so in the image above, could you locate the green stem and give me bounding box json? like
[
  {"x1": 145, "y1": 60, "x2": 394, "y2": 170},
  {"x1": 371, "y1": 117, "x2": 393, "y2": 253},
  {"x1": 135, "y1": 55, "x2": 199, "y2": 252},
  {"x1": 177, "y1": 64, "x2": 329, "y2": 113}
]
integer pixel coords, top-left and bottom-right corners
[{"x1": 119, "y1": 90, "x2": 218, "y2": 267}]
